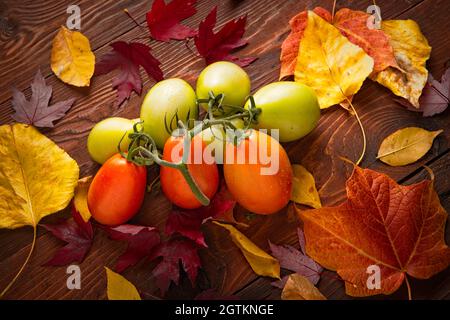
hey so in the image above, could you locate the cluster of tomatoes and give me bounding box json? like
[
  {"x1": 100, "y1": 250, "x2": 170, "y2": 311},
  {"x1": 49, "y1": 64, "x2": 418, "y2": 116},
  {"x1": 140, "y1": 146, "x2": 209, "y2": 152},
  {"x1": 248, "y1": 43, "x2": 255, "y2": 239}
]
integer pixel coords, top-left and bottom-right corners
[{"x1": 86, "y1": 61, "x2": 320, "y2": 225}]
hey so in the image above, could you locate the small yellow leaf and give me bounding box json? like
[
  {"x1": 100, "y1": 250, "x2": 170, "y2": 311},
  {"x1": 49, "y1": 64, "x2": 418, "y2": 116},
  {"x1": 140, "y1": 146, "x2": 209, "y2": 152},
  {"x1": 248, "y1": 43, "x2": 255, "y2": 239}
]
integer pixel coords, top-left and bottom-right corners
[
  {"x1": 213, "y1": 221, "x2": 280, "y2": 279},
  {"x1": 0, "y1": 124, "x2": 79, "y2": 229},
  {"x1": 290, "y1": 165, "x2": 321, "y2": 209},
  {"x1": 51, "y1": 26, "x2": 95, "y2": 87},
  {"x1": 105, "y1": 267, "x2": 141, "y2": 300},
  {"x1": 377, "y1": 127, "x2": 442, "y2": 166},
  {"x1": 294, "y1": 11, "x2": 374, "y2": 109},
  {"x1": 281, "y1": 273, "x2": 326, "y2": 300},
  {"x1": 371, "y1": 20, "x2": 431, "y2": 107},
  {"x1": 73, "y1": 176, "x2": 92, "y2": 222}
]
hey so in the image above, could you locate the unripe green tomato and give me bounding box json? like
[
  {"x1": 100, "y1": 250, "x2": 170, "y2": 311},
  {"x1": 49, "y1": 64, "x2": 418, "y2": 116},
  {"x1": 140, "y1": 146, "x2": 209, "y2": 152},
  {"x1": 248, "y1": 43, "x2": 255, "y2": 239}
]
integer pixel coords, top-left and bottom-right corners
[
  {"x1": 87, "y1": 117, "x2": 136, "y2": 164},
  {"x1": 196, "y1": 61, "x2": 251, "y2": 111},
  {"x1": 246, "y1": 82, "x2": 320, "y2": 142},
  {"x1": 140, "y1": 78, "x2": 198, "y2": 149},
  {"x1": 200, "y1": 119, "x2": 244, "y2": 163}
]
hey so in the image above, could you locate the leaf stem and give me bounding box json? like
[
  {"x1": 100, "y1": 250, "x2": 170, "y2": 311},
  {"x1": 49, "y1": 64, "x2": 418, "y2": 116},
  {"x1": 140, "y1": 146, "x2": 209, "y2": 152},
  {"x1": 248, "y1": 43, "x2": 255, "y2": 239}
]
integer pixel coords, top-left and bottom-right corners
[
  {"x1": 345, "y1": 98, "x2": 367, "y2": 166},
  {"x1": 405, "y1": 275, "x2": 412, "y2": 300},
  {"x1": 0, "y1": 225, "x2": 37, "y2": 299}
]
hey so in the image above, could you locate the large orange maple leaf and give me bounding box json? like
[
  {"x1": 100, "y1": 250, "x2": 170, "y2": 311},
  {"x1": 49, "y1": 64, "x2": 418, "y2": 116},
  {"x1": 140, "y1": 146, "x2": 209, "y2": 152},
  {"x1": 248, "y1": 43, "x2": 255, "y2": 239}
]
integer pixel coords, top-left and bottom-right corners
[{"x1": 298, "y1": 166, "x2": 450, "y2": 297}]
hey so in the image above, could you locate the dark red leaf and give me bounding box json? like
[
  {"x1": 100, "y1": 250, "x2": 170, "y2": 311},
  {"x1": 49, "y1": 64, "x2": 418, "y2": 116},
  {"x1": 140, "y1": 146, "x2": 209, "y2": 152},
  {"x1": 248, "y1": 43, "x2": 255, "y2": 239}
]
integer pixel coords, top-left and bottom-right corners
[
  {"x1": 269, "y1": 228, "x2": 322, "y2": 288},
  {"x1": 95, "y1": 41, "x2": 163, "y2": 105},
  {"x1": 194, "y1": 6, "x2": 256, "y2": 67},
  {"x1": 11, "y1": 69, "x2": 75, "y2": 127},
  {"x1": 103, "y1": 224, "x2": 160, "y2": 273},
  {"x1": 146, "y1": 0, "x2": 197, "y2": 42},
  {"x1": 397, "y1": 67, "x2": 450, "y2": 117},
  {"x1": 42, "y1": 206, "x2": 94, "y2": 266},
  {"x1": 165, "y1": 184, "x2": 236, "y2": 247},
  {"x1": 149, "y1": 238, "x2": 201, "y2": 296}
]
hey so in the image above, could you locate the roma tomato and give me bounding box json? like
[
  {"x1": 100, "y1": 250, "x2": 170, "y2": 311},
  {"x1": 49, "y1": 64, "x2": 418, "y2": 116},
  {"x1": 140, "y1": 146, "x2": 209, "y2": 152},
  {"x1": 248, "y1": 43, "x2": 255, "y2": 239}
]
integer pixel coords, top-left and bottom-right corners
[
  {"x1": 224, "y1": 130, "x2": 292, "y2": 214},
  {"x1": 160, "y1": 135, "x2": 219, "y2": 209},
  {"x1": 88, "y1": 154, "x2": 147, "y2": 225},
  {"x1": 245, "y1": 82, "x2": 320, "y2": 142}
]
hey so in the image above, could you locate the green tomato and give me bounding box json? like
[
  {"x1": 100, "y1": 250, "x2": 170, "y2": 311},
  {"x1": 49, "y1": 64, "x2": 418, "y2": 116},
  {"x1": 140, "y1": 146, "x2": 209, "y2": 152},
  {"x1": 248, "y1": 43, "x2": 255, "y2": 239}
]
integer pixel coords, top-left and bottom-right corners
[
  {"x1": 196, "y1": 61, "x2": 251, "y2": 111},
  {"x1": 140, "y1": 78, "x2": 198, "y2": 149},
  {"x1": 246, "y1": 82, "x2": 320, "y2": 142},
  {"x1": 87, "y1": 117, "x2": 136, "y2": 164}
]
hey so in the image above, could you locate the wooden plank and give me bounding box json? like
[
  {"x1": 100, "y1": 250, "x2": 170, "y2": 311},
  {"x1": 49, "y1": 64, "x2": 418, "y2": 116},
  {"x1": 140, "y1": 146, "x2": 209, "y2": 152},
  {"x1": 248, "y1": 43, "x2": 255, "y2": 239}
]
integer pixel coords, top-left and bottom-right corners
[{"x1": 0, "y1": 0, "x2": 448, "y2": 300}]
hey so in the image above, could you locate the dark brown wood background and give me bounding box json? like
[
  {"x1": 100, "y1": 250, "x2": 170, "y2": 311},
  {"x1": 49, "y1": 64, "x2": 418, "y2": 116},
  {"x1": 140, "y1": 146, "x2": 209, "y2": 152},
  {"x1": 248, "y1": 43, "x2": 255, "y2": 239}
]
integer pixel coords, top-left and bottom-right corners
[{"x1": 0, "y1": 0, "x2": 449, "y2": 300}]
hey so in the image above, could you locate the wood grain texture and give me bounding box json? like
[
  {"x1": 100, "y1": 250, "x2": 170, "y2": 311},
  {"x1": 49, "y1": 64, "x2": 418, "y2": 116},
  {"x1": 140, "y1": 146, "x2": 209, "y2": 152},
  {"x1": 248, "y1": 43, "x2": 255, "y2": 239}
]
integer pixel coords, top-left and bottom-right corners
[{"x1": 0, "y1": 0, "x2": 449, "y2": 300}]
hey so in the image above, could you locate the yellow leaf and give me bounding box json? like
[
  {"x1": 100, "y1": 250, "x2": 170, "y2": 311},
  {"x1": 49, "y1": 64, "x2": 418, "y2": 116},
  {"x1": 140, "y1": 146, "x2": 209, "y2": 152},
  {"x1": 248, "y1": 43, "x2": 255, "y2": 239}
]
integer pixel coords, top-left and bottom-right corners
[
  {"x1": 377, "y1": 127, "x2": 442, "y2": 166},
  {"x1": 294, "y1": 11, "x2": 374, "y2": 109},
  {"x1": 213, "y1": 221, "x2": 280, "y2": 279},
  {"x1": 51, "y1": 26, "x2": 95, "y2": 87},
  {"x1": 371, "y1": 20, "x2": 431, "y2": 107},
  {"x1": 105, "y1": 267, "x2": 141, "y2": 300},
  {"x1": 281, "y1": 273, "x2": 326, "y2": 300},
  {"x1": 73, "y1": 176, "x2": 92, "y2": 222},
  {"x1": 290, "y1": 164, "x2": 321, "y2": 209},
  {"x1": 0, "y1": 124, "x2": 79, "y2": 229}
]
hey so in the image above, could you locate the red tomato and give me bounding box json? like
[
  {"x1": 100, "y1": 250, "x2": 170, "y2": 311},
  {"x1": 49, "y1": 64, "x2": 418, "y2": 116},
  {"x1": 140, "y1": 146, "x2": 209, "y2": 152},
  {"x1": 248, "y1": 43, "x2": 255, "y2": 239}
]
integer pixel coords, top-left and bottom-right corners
[
  {"x1": 160, "y1": 135, "x2": 219, "y2": 209},
  {"x1": 224, "y1": 130, "x2": 293, "y2": 215},
  {"x1": 88, "y1": 153, "x2": 147, "y2": 225}
]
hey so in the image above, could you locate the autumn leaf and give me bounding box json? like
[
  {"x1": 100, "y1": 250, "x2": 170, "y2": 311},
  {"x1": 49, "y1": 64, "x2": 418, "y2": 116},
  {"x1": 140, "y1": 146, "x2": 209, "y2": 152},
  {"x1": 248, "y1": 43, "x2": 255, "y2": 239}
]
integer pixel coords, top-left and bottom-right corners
[
  {"x1": 298, "y1": 165, "x2": 450, "y2": 297},
  {"x1": 149, "y1": 238, "x2": 201, "y2": 296},
  {"x1": 270, "y1": 228, "x2": 322, "y2": 288},
  {"x1": 146, "y1": 0, "x2": 197, "y2": 41},
  {"x1": 194, "y1": 6, "x2": 256, "y2": 67},
  {"x1": 42, "y1": 206, "x2": 94, "y2": 266},
  {"x1": 279, "y1": 7, "x2": 331, "y2": 80},
  {"x1": 377, "y1": 127, "x2": 443, "y2": 166},
  {"x1": 213, "y1": 222, "x2": 280, "y2": 279},
  {"x1": 294, "y1": 11, "x2": 374, "y2": 109},
  {"x1": 95, "y1": 41, "x2": 163, "y2": 106},
  {"x1": 165, "y1": 184, "x2": 237, "y2": 247},
  {"x1": 103, "y1": 224, "x2": 160, "y2": 273},
  {"x1": 290, "y1": 164, "x2": 321, "y2": 209},
  {"x1": 51, "y1": 26, "x2": 95, "y2": 87},
  {"x1": 332, "y1": 8, "x2": 398, "y2": 74},
  {"x1": 73, "y1": 176, "x2": 92, "y2": 222},
  {"x1": 396, "y1": 67, "x2": 450, "y2": 117},
  {"x1": 105, "y1": 267, "x2": 141, "y2": 300},
  {"x1": 11, "y1": 70, "x2": 75, "y2": 128},
  {"x1": 281, "y1": 273, "x2": 326, "y2": 300},
  {"x1": 371, "y1": 20, "x2": 431, "y2": 107},
  {"x1": 194, "y1": 289, "x2": 239, "y2": 300}
]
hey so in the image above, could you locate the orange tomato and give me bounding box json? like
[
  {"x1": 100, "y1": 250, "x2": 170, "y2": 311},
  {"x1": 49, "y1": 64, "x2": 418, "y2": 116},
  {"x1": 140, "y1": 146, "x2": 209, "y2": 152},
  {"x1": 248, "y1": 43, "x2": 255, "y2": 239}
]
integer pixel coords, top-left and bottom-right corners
[
  {"x1": 224, "y1": 130, "x2": 292, "y2": 214},
  {"x1": 160, "y1": 135, "x2": 219, "y2": 209},
  {"x1": 88, "y1": 154, "x2": 147, "y2": 225}
]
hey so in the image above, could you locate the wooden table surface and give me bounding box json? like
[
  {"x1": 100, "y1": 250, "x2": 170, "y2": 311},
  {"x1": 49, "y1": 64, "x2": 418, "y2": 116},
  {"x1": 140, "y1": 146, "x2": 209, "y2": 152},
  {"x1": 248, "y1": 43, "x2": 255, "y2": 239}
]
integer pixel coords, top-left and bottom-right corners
[{"x1": 0, "y1": 0, "x2": 449, "y2": 300}]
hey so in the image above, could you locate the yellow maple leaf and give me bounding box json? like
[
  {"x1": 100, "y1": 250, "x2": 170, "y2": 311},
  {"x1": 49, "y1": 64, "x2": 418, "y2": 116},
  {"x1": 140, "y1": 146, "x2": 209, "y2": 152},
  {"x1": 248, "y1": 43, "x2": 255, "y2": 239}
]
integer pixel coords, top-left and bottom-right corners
[
  {"x1": 294, "y1": 11, "x2": 374, "y2": 109},
  {"x1": 51, "y1": 26, "x2": 95, "y2": 87},
  {"x1": 0, "y1": 123, "x2": 79, "y2": 297},
  {"x1": 105, "y1": 267, "x2": 141, "y2": 300},
  {"x1": 213, "y1": 221, "x2": 280, "y2": 279},
  {"x1": 371, "y1": 20, "x2": 431, "y2": 107}
]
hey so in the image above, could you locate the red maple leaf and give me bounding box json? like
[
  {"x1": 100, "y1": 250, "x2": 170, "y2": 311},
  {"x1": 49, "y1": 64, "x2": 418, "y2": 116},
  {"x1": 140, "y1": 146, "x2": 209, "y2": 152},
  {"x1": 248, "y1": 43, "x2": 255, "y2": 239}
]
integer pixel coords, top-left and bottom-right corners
[
  {"x1": 269, "y1": 228, "x2": 323, "y2": 288},
  {"x1": 194, "y1": 6, "x2": 256, "y2": 67},
  {"x1": 146, "y1": 0, "x2": 197, "y2": 42},
  {"x1": 165, "y1": 184, "x2": 237, "y2": 247},
  {"x1": 149, "y1": 238, "x2": 201, "y2": 296},
  {"x1": 11, "y1": 69, "x2": 75, "y2": 127},
  {"x1": 42, "y1": 206, "x2": 94, "y2": 266},
  {"x1": 103, "y1": 224, "x2": 160, "y2": 273},
  {"x1": 95, "y1": 41, "x2": 163, "y2": 106}
]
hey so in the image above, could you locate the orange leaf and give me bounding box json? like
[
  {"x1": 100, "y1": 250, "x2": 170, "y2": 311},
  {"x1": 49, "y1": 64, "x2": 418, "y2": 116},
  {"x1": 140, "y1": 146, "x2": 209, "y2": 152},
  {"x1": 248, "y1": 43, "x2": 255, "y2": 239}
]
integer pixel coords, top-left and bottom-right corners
[
  {"x1": 333, "y1": 8, "x2": 398, "y2": 73},
  {"x1": 279, "y1": 7, "x2": 331, "y2": 80},
  {"x1": 297, "y1": 165, "x2": 450, "y2": 297}
]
